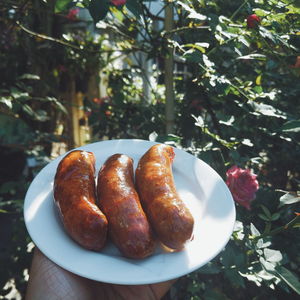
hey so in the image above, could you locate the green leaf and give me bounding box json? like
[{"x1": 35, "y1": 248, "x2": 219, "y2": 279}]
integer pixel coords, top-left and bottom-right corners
[
  {"x1": 275, "y1": 266, "x2": 300, "y2": 295},
  {"x1": 55, "y1": 0, "x2": 74, "y2": 13},
  {"x1": 224, "y1": 269, "x2": 245, "y2": 288},
  {"x1": 250, "y1": 223, "x2": 261, "y2": 237},
  {"x1": 259, "y1": 27, "x2": 276, "y2": 43},
  {"x1": 89, "y1": 0, "x2": 110, "y2": 23},
  {"x1": 183, "y1": 49, "x2": 203, "y2": 63},
  {"x1": 22, "y1": 104, "x2": 35, "y2": 117},
  {"x1": 0, "y1": 97, "x2": 13, "y2": 110},
  {"x1": 18, "y1": 74, "x2": 40, "y2": 80},
  {"x1": 219, "y1": 115, "x2": 235, "y2": 126},
  {"x1": 260, "y1": 257, "x2": 276, "y2": 272},
  {"x1": 280, "y1": 120, "x2": 300, "y2": 133},
  {"x1": 237, "y1": 54, "x2": 266, "y2": 60},
  {"x1": 0, "y1": 181, "x2": 18, "y2": 194},
  {"x1": 153, "y1": 134, "x2": 182, "y2": 146},
  {"x1": 279, "y1": 193, "x2": 300, "y2": 206},
  {"x1": 253, "y1": 8, "x2": 270, "y2": 17},
  {"x1": 34, "y1": 109, "x2": 50, "y2": 122},
  {"x1": 250, "y1": 102, "x2": 286, "y2": 119},
  {"x1": 183, "y1": 42, "x2": 210, "y2": 53},
  {"x1": 0, "y1": 114, "x2": 33, "y2": 145},
  {"x1": 198, "y1": 262, "x2": 221, "y2": 274},
  {"x1": 193, "y1": 115, "x2": 204, "y2": 128},
  {"x1": 256, "y1": 239, "x2": 271, "y2": 249},
  {"x1": 271, "y1": 213, "x2": 280, "y2": 221},
  {"x1": 203, "y1": 54, "x2": 215, "y2": 68},
  {"x1": 260, "y1": 205, "x2": 272, "y2": 218},
  {"x1": 149, "y1": 131, "x2": 158, "y2": 142},
  {"x1": 10, "y1": 88, "x2": 30, "y2": 100},
  {"x1": 203, "y1": 288, "x2": 231, "y2": 300},
  {"x1": 47, "y1": 97, "x2": 68, "y2": 115},
  {"x1": 126, "y1": 0, "x2": 143, "y2": 19},
  {"x1": 264, "y1": 248, "x2": 282, "y2": 263},
  {"x1": 177, "y1": 1, "x2": 207, "y2": 20},
  {"x1": 253, "y1": 85, "x2": 263, "y2": 94},
  {"x1": 221, "y1": 244, "x2": 247, "y2": 271},
  {"x1": 258, "y1": 213, "x2": 270, "y2": 221}
]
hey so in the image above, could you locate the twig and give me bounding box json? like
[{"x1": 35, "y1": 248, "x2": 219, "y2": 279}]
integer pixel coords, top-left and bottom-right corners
[
  {"x1": 17, "y1": 21, "x2": 143, "y2": 54},
  {"x1": 16, "y1": 21, "x2": 90, "y2": 51},
  {"x1": 161, "y1": 25, "x2": 209, "y2": 37},
  {"x1": 254, "y1": 214, "x2": 300, "y2": 240}
]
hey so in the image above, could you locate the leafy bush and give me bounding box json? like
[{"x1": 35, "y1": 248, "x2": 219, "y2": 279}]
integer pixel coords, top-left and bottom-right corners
[{"x1": 1, "y1": 0, "x2": 299, "y2": 299}]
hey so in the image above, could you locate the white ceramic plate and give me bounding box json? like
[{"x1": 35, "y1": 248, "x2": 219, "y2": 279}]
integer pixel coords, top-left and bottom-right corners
[{"x1": 24, "y1": 139, "x2": 236, "y2": 285}]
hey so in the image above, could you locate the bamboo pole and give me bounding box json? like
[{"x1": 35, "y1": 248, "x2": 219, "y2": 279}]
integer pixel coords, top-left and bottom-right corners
[{"x1": 164, "y1": 1, "x2": 175, "y2": 134}]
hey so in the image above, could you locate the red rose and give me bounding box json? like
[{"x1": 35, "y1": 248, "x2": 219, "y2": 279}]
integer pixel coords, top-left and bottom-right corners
[
  {"x1": 290, "y1": 56, "x2": 300, "y2": 68},
  {"x1": 66, "y1": 8, "x2": 79, "y2": 21},
  {"x1": 111, "y1": 0, "x2": 126, "y2": 6},
  {"x1": 226, "y1": 165, "x2": 259, "y2": 210},
  {"x1": 247, "y1": 14, "x2": 260, "y2": 28},
  {"x1": 93, "y1": 97, "x2": 104, "y2": 105}
]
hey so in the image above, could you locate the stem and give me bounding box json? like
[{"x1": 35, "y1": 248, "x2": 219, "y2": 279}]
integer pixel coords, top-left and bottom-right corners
[
  {"x1": 17, "y1": 21, "x2": 90, "y2": 51},
  {"x1": 263, "y1": 222, "x2": 272, "y2": 235},
  {"x1": 162, "y1": 25, "x2": 210, "y2": 37},
  {"x1": 255, "y1": 214, "x2": 300, "y2": 240},
  {"x1": 17, "y1": 21, "x2": 142, "y2": 54},
  {"x1": 230, "y1": 0, "x2": 248, "y2": 21},
  {"x1": 119, "y1": 8, "x2": 150, "y2": 43},
  {"x1": 140, "y1": 2, "x2": 153, "y2": 43},
  {"x1": 206, "y1": 36, "x2": 237, "y2": 56},
  {"x1": 144, "y1": 2, "x2": 168, "y2": 21}
]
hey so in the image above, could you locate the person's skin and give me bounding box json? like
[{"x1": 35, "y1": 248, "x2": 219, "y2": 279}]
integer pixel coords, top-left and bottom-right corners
[{"x1": 25, "y1": 248, "x2": 176, "y2": 300}]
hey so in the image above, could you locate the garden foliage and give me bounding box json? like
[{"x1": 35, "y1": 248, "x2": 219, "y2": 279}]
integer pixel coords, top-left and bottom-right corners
[{"x1": 0, "y1": 0, "x2": 300, "y2": 299}]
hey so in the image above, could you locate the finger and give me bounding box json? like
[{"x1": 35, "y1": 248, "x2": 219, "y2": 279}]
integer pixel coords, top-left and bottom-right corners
[
  {"x1": 25, "y1": 247, "x2": 94, "y2": 300},
  {"x1": 150, "y1": 278, "x2": 178, "y2": 299}
]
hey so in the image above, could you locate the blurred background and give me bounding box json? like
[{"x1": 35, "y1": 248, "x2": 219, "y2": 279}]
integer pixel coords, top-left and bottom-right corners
[{"x1": 0, "y1": 1, "x2": 299, "y2": 299}]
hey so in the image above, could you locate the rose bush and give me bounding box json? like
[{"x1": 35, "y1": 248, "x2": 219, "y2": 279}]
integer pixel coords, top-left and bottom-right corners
[{"x1": 226, "y1": 166, "x2": 259, "y2": 210}]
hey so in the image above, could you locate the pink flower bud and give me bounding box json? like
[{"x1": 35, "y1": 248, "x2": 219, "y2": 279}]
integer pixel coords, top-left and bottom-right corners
[
  {"x1": 111, "y1": 0, "x2": 126, "y2": 6},
  {"x1": 226, "y1": 165, "x2": 259, "y2": 210}
]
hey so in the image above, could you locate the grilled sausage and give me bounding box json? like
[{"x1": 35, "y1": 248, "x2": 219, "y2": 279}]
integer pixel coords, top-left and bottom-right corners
[
  {"x1": 97, "y1": 154, "x2": 155, "y2": 259},
  {"x1": 54, "y1": 150, "x2": 108, "y2": 251},
  {"x1": 135, "y1": 144, "x2": 194, "y2": 250}
]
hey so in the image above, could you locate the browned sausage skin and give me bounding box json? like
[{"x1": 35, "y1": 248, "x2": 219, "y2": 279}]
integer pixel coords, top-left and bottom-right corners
[
  {"x1": 135, "y1": 144, "x2": 194, "y2": 250},
  {"x1": 97, "y1": 154, "x2": 155, "y2": 259},
  {"x1": 54, "y1": 150, "x2": 108, "y2": 251}
]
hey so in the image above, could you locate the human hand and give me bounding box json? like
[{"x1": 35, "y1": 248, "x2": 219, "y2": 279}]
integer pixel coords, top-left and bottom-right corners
[{"x1": 25, "y1": 248, "x2": 176, "y2": 300}]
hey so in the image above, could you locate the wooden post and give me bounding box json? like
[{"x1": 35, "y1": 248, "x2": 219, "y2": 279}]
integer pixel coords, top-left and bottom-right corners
[
  {"x1": 64, "y1": 75, "x2": 76, "y2": 149},
  {"x1": 164, "y1": 1, "x2": 175, "y2": 134}
]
